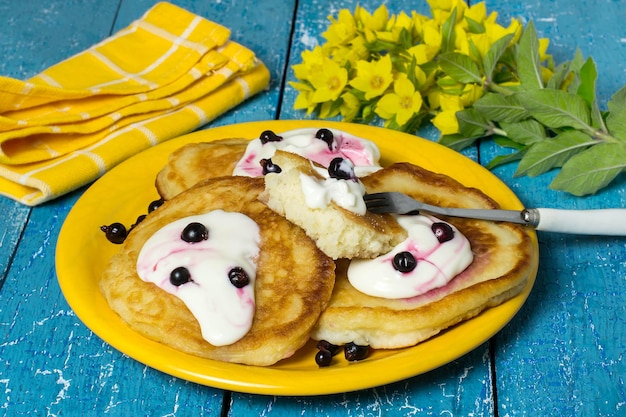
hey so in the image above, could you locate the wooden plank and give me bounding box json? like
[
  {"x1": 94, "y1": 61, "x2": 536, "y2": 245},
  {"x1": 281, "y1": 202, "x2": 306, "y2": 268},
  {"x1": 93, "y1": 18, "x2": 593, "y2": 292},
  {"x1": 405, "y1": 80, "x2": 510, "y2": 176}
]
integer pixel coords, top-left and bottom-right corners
[
  {"x1": 0, "y1": 0, "x2": 119, "y2": 300},
  {"x1": 232, "y1": 0, "x2": 493, "y2": 415},
  {"x1": 1, "y1": 189, "x2": 225, "y2": 415},
  {"x1": 0, "y1": 0, "x2": 120, "y2": 79},
  {"x1": 0, "y1": 0, "x2": 292, "y2": 414},
  {"x1": 229, "y1": 345, "x2": 494, "y2": 417},
  {"x1": 0, "y1": 7, "x2": 120, "y2": 413},
  {"x1": 478, "y1": 1, "x2": 626, "y2": 415},
  {"x1": 0, "y1": 200, "x2": 30, "y2": 288}
]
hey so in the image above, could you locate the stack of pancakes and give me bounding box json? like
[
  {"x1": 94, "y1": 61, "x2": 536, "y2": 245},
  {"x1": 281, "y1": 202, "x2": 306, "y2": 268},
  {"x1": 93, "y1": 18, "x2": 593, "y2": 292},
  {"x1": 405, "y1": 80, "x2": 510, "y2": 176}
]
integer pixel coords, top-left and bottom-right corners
[{"x1": 100, "y1": 133, "x2": 534, "y2": 366}]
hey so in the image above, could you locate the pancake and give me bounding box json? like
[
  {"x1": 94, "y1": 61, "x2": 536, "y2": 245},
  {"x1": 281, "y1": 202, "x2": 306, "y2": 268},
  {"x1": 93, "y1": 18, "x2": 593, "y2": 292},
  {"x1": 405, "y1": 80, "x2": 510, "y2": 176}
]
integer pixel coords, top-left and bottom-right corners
[
  {"x1": 259, "y1": 150, "x2": 407, "y2": 259},
  {"x1": 311, "y1": 162, "x2": 534, "y2": 349},
  {"x1": 155, "y1": 138, "x2": 248, "y2": 200},
  {"x1": 100, "y1": 175, "x2": 335, "y2": 366},
  {"x1": 155, "y1": 127, "x2": 383, "y2": 200}
]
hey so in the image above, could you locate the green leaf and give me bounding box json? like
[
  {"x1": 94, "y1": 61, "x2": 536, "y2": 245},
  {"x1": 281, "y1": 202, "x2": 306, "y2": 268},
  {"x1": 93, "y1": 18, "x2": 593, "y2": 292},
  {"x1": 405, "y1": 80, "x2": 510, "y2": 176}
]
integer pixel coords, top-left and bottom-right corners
[
  {"x1": 493, "y1": 135, "x2": 526, "y2": 150},
  {"x1": 441, "y1": 8, "x2": 458, "y2": 54},
  {"x1": 398, "y1": 27, "x2": 412, "y2": 50},
  {"x1": 608, "y1": 84, "x2": 626, "y2": 108},
  {"x1": 515, "y1": 130, "x2": 593, "y2": 177},
  {"x1": 516, "y1": 89, "x2": 591, "y2": 130},
  {"x1": 465, "y1": 16, "x2": 485, "y2": 34},
  {"x1": 405, "y1": 56, "x2": 419, "y2": 86},
  {"x1": 438, "y1": 52, "x2": 483, "y2": 84},
  {"x1": 516, "y1": 21, "x2": 544, "y2": 89},
  {"x1": 565, "y1": 50, "x2": 586, "y2": 93},
  {"x1": 577, "y1": 57, "x2": 597, "y2": 106},
  {"x1": 467, "y1": 39, "x2": 484, "y2": 72},
  {"x1": 473, "y1": 92, "x2": 530, "y2": 123},
  {"x1": 546, "y1": 61, "x2": 572, "y2": 90},
  {"x1": 498, "y1": 46, "x2": 517, "y2": 71},
  {"x1": 499, "y1": 119, "x2": 548, "y2": 145},
  {"x1": 486, "y1": 149, "x2": 525, "y2": 170},
  {"x1": 575, "y1": 56, "x2": 608, "y2": 131},
  {"x1": 550, "y1": 143, "x2": 626, "y2": 195},
  {"x1": 483, "y1": 34, "x2": 514, "y2": 82},
  {"x1": 439, "y1": 133, "x2": 479, "y2": 151},
  {"x1": 606, "y1": 85, "x2": 626, "y2": 141},
  {"x1": 456, "y1": 108, "x2": 491, "y2": 137}
]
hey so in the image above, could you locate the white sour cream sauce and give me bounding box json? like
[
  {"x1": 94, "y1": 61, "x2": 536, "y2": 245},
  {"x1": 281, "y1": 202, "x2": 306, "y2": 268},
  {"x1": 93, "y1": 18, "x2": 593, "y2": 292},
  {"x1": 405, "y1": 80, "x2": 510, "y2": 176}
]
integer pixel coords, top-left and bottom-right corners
[
  {"x1": 232, "y1": 127, "x2": 382, "y2": 177},
  {"x1": 136, "y1": 211, "x2": 260, "y2": 346},
  {"x1": 299, "y1": 163, "x2": 367, "y2": 215},
  {"x1": 348, "y1": 214, "x2": 474, "y2": 299}
]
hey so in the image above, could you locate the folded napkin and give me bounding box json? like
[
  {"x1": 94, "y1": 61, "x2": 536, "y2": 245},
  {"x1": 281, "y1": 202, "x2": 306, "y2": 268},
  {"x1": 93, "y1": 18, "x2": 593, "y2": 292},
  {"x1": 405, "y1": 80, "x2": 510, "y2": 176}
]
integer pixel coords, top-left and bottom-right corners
[{"x1": 0, "y1": 1, "x2": 270, "y2": 206}]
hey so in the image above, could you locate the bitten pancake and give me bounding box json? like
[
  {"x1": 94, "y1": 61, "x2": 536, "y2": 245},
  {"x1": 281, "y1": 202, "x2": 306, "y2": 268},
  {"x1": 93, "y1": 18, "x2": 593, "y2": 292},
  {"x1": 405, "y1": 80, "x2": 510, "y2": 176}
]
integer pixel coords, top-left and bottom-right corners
[
  {"x1": 155, "y1": 138, "x2": 248, "y2": 199},
  {"x1": 311, "y1": 163, "x2": 534, "y2": 349},
  {"x1": 100, "y1": 176, "x2": 335, "y2": 366},
  {"x1": 259, "y1": 150, "x2": 407, "y2": 259}
]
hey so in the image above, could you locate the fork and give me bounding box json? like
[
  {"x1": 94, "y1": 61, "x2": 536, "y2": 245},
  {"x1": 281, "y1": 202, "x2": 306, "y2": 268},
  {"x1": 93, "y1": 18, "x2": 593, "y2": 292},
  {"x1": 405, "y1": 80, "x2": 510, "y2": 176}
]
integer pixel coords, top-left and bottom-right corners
[{"x1": 363, "y1": 192, "x2": 626, "y2": 235}]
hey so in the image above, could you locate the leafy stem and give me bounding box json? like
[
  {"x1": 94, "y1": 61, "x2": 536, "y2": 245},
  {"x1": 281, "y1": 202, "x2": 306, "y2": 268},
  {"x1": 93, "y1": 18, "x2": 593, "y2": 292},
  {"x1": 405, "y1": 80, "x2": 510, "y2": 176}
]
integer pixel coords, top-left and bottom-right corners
[
  {"x1": 484, "y1": 81, "x2": 515, "y2": 97},
  {"x1": 439, "y1": 20, "x2": 626, "y2": 196}
]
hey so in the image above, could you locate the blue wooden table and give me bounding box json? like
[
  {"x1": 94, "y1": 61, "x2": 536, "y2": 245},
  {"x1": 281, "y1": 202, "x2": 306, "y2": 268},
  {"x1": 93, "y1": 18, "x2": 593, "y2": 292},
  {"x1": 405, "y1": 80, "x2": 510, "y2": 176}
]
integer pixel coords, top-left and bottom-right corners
[{"x1": 1, "y1": 0, "x2": 625, "y2": 415}]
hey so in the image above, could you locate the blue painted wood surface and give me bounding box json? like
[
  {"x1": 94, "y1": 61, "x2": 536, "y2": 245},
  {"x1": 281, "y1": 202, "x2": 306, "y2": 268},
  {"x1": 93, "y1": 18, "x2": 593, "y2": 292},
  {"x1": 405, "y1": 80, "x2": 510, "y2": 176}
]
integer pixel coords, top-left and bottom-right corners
[{"x1": 0, "y1": 0, "x2": 624, "y2": 416}]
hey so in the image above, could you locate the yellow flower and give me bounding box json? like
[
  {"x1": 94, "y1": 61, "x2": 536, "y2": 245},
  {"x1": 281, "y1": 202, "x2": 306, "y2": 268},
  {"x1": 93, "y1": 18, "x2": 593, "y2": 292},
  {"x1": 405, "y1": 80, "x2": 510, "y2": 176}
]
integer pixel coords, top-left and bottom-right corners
[
  {"x1": 467, "y1": 32, "x2": 490, "y2": 58},
  {"x1": 393, "y1": 11, "x2": 414, "y2": 32},
  {"x1": 375, "y1": 74, "x2": 423, "y2": 126},
  {"x1": 428, "y1": 0, "x2": 467, "y2": 24},
  {"x1": 431, "y1": 93, "x2": 464, "y2": 135},
  {"x1": 465, "y1": 2, "x2": 487, "y2": 24},
  {"x1": 323, "y1": 9, "x2": 357, "y2": 47},
  {"x1": 412, "y1": 64, "x2": 428, "y2": 89},
  {"x1": 340, "y1": 91, "x2": 361, "y2": 121},
  {"x1": 407, "y1": 21, "x2": 441, "y2": 64},
  {"x1": 541, "y1": 66, "x2": 554, "y2": 84},
  {"x1": 349, "y1": 55, "x2": 394, "y2": 100},
  {"x1": 289, "y1": 1, "x2": 557, "y2": 140},
  {"x1": 460, "y1": 83, "x2": 483, "y2": 106},
  {"x1": 309, "y1": 58, "x2": 348, "y2": 103},
  {"x1": 468, "y1": 13, "x2": 522, "y2": 57},
  {"x1": 355, "y1": 4, "x2": 389, "y2": 32},
  {"x1": 292, "y1": 46, "x2": 326, "y2": 82},
  {"x1": 455, "y1": 25, "x2": 471, "y2": 55},
  {"x1": 289, "y1": 81, "x2": 317, "y2": 114},
  {"x1": 539, "y1": 38, "x2": 551, "y2": 61},
  {"x1": 318, "y1": 100, "x2": 340, "y2": 119},
  {"x1": 484, "y1": 12, "x2": 522, "y2": 46}
]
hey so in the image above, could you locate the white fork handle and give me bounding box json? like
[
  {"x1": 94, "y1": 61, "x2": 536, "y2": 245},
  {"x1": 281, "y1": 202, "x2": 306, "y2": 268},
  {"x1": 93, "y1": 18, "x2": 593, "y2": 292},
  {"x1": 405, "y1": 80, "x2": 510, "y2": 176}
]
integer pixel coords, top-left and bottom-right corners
[{"x1": 534, "y1": 208, "x2": 626, "y2": 235}]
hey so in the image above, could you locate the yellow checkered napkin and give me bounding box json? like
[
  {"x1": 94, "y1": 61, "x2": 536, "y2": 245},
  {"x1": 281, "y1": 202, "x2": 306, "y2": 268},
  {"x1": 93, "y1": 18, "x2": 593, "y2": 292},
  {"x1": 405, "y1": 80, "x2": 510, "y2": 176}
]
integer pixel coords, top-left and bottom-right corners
[{"x1": 0, "y1": 1, "x2": 270, "y2": 206}]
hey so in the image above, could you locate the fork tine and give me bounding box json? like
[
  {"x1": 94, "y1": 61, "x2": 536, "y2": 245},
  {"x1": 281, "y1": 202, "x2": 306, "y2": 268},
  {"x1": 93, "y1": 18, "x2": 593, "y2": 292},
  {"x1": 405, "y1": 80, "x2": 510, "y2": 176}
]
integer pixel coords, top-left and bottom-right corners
[
  {"x1": 362, "y1": 192, "x2": 387, "y2": 201},
  {"x1": 363, "y1": 193, "x2": 394, "y2": 213},
  {"x1": 365, "y1": 205, "x2": 393, "y2": 214},
  {"x1": 363, "y1": 191, "x2": 424, "y2": 214}
]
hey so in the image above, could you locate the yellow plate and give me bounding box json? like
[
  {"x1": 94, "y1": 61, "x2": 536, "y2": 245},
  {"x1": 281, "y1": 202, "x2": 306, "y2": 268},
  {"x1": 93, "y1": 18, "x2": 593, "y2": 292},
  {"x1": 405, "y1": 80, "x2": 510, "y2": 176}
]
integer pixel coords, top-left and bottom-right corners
[{"x1": 56, "y1": 120, "x2": 538, "y2": 396}]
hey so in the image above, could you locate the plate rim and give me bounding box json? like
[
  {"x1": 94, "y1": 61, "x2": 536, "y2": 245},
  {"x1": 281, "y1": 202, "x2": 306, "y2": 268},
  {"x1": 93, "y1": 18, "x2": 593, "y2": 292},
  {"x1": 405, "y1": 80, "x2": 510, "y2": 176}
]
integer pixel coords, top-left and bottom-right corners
[{"x1": 55, "y1": 120, "x2": 539, "y2": 395}]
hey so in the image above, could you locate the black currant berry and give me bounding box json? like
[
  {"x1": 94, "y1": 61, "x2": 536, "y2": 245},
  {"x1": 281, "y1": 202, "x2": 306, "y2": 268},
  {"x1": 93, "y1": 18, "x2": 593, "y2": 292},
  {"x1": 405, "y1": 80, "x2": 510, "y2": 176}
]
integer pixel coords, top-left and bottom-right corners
[
  {"x1": 392, "y1": 251, "x2": 417, "y2": 272},
  {"x1": 181, "y1": 222, "x2": 209, "y2": 243},
  {"x1": 316, "y1": 340, "x2": 340, "y2": 356},
  {"x1": 315, "y1": 349, "x2": 333, "y2": 367},
  {"x1": 148, "y1": 199, "x2": 164, "y2": 213},
  {"x1": 228, "y1": 267, "x2": 250, "y2": 288},
  {"x1": 315, "y1": 128, "x2": 335, "y2": 151},
  {"x1": 170, "y1": 267, "x2": 191, "y2": 286},
  {"x1": 432, "y1": 222, "x2": 455, "y2": 243},
  {"x1": 260, "y1": 158, "x2": 282, "y2": 174},
  {"x1": 344, "y1": 342, "x2": 370, "y2": 362},
  {"x1": 328, "y1": 157, "x2": 354, "y2": 180},
  {"x1": 100, "y1": 222, "x2": 127, "y2": 244},
  {"x1": 259, "y1": 130, "x2": 282, "y2": 144},
  {"x1": 131, "y1": 214, "x2": 146, "y2": 230}
]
